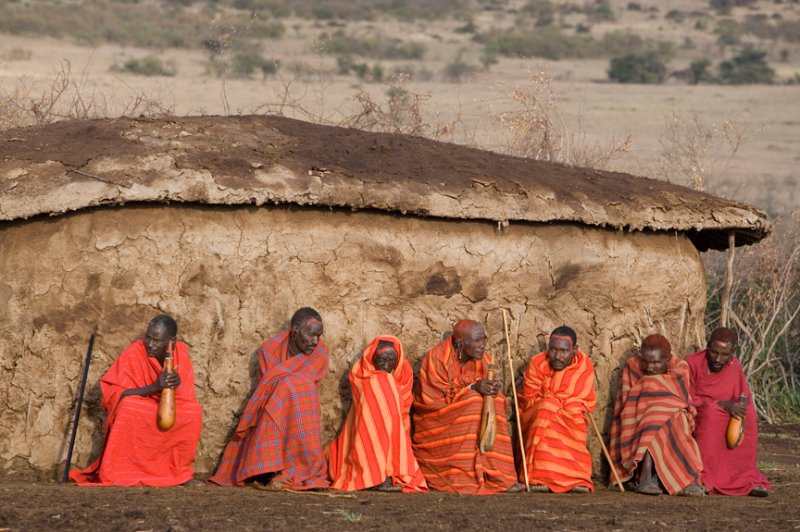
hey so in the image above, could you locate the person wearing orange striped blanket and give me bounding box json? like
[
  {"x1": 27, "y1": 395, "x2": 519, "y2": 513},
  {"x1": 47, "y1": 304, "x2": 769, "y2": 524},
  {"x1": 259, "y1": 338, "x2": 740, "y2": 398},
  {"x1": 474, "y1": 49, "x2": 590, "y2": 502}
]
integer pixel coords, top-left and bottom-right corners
[
  {"x1": 412, "y1": 319, "x2": 522, "y2": 494},
  {"x1": 518, "y1": 326, "x2": 596, "y2": 494},
  {"x1": 609, "y1": 334, "x2": 705, "y2": 496},
  {"x1": 326, "y1": 335, "x2": 427, "y2": 492}
]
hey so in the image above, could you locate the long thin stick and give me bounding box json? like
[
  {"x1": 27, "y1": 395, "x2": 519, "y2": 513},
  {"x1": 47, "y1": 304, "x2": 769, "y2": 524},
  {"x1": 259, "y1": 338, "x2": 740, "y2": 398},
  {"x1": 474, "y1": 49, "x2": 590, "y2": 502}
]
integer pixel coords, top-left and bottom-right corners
[
  {"x1": 586, "y1": 412, "x2": 624, "y2": 492},
  {"x1": 502, "y1": 309, "x2": 530, "y2": 492},
  {"x1": 62, "y1": 331, "x2": 96, "y2": 483},
  {"x1": 720, "y1": 231, "x2": 736, "y2": 327}
]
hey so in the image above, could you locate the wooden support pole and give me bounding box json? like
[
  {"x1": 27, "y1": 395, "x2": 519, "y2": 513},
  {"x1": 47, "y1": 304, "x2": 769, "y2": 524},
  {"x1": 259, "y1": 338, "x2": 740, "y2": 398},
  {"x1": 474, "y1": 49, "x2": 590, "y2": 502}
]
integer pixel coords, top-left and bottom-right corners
[{"x1": 720, "y1": 231, "x2": 736, "y2": 327}]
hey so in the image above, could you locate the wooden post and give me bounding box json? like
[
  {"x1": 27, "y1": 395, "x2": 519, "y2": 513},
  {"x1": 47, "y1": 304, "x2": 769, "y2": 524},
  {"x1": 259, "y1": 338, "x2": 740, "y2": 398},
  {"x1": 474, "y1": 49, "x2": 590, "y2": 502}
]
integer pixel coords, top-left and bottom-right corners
[{"x1": 720, "y1": 231, "x2": 736, "y2": 327}]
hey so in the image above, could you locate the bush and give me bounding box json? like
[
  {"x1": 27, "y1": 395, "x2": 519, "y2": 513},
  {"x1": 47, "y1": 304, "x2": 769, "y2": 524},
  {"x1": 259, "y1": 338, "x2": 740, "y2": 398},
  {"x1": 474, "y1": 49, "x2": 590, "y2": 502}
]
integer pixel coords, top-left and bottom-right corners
[
  {"x1": 317, "y1": 30, "x2": 426, "y2": 60},
  {"x1": 442, "y1": 55, "x2": 479, "y2": 82},
  {"x1": 715, "y1": 19, "x2": 743, "y2": 47},
  {"x1": 249, "y1": 20, "x2": 286, "y2": 39},
  {"x1": 717, "y1": 47, "x2": 775, "y2": 84},
  {"x1": 608, "y1": 51, "x2": 668, "y2": 84},
  {"x1": 689, "y1": 59, "x2": 714, "y2": 84},
  {"x1": 665, "y1": 9, "x2": 685, "y2": 22},
  {"x1": 483, "y1": 28, "x2": 592, "y2": 60},
  {"x1": 118, "y1": 55, "x2": 177, "y2": 76}
]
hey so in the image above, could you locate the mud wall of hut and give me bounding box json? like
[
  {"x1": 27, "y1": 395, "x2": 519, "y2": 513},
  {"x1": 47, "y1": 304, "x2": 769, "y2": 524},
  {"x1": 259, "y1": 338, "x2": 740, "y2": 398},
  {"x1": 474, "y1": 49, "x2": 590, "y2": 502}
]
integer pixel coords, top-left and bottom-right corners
[{"x1": 0, "y1": 204, "x2": 706, "y2": 477}]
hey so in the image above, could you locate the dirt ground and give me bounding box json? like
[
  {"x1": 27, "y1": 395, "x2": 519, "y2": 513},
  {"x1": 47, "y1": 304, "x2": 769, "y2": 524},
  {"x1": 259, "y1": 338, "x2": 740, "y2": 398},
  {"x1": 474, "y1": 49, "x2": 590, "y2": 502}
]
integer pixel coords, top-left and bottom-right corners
[{"x1": 1, "y1": 424, "x2": 797, "y2": 531}]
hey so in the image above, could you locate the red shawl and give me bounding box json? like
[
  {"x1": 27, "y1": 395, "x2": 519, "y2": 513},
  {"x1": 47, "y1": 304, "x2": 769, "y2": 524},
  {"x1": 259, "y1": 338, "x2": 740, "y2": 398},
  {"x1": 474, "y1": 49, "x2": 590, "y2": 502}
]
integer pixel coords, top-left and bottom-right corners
[
  {"x1": 609, "y1": 356, "x2": 703, "y2": 494},
  {"x1": 69, "y1": 340, "x2": 202, "y2": 486},
  {"x1": 209, "y1": 332, "x2": 329, "y2": 489},
  {"x1": 327, "y1": 335, "x2": 427, "y2": 492},
  {"x1": 519, "y1": 350, "x2": 596, "y2": 492},
  {"x1": 412, "y1": 337, "x2": 516, "y2": 494},
  {"x1": 686, "y1": 350, "x2": 771, "y2": 495}
]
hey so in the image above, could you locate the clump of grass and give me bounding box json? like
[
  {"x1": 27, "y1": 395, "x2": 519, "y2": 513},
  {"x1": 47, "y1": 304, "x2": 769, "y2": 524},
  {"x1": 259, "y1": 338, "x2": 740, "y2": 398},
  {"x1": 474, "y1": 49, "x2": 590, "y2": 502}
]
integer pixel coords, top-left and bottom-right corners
[
  {"x1": 336, "y1": 509, "x2": 362, "y2": 523},
  {"x1": 1, "y1": 47, "x2": 33, "y2": 61}
]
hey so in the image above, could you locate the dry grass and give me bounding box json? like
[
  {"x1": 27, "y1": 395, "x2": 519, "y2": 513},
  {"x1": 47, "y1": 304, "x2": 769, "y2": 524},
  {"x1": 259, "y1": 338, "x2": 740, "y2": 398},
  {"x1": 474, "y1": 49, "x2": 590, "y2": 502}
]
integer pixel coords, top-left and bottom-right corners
[
  {"x1": 706, "y1": 214, "x2": 800, "y2": 422},
  {"x1": 0, "y1": 60, "x2": 174, "y2": 130}
]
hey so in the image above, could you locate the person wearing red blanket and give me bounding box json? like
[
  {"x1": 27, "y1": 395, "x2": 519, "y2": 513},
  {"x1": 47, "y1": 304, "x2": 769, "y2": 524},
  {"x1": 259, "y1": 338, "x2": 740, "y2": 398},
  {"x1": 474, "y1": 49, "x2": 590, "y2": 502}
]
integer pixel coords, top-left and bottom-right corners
[
  {"x1": 327, "y1": 335, "x2": 427, "y2": 492},
  {"x1": 69, "y1": 314, "x2": 203, "y2": 487},
  {"x1": 209, "y1": 307, "x2": 330, "y2": 490},
  {"x1": 412, "y1": 319, "x2": 521, "y2": 494},
  {"x1": 609, "y1": 334, "x2": 705, "y2": 496},
  {"x1": 686, "y1": 327, "x2": 771, "y2": 497},
  {"x1": 519, "y1": 325, "x2": 596, "y2": 493}
]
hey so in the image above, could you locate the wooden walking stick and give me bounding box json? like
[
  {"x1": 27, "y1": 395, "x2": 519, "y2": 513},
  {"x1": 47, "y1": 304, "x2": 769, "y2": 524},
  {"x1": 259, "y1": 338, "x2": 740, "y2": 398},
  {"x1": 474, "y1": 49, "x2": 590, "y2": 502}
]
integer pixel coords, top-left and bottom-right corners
[
  {"x1": 585, "y1": 411, "x2": 625, "y2": 492},
  {"x1": 502, "y1": 309, "x2": 530, "y2": 492},
  {"x1": 477, "y1": 355, "x2": 497, "y2": 453},
  {"x1": 62, "y1": 330, "x2": 96, "y2": 483}
]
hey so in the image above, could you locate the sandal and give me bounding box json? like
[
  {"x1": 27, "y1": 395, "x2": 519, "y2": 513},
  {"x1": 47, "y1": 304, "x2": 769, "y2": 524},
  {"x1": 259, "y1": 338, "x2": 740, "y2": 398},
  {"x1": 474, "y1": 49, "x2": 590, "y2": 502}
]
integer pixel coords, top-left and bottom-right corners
[
  {"x1": 528, "y1": 484, "x2": 550, "y2": 493},
  {"x1": 635, "y1": 480, "x2": 662, "y2": 496},
  {"x1": 678, "y1": 483, "x2": 706, "y2": 497}
]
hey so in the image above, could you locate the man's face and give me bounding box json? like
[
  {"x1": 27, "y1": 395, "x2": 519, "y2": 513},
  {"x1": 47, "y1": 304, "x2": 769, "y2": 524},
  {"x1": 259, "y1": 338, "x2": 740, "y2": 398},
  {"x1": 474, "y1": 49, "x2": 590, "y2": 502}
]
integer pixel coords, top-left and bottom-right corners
[
  {"x1": 144, "y1": 323, "x2": 172, "y2": 359},
  {"x1": 547, "y1": 337, "x2": 576, "y2": 371},
  {"x1": 638, "y1": 347, "x2": 669, "y2": 376},
  {"x1": 373, "y1": 347, "x2": 398, "y2": 373},
  {"x1": 292, "y1": 318, "x2": 323, "y2": 355},
  {"x1": 707, "y1": 340, "x2": 734, "y2": 373},
  {"x1": 457, "y1": 325, "x2": 487, "y2": 361}
]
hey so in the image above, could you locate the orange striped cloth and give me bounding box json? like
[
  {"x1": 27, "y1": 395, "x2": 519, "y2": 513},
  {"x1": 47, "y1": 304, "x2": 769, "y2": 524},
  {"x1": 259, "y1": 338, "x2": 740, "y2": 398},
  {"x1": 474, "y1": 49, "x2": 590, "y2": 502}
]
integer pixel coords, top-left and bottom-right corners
[
  {"x1": 518, "y1": 350, "x2": 596, "y2": 493},
  {"x1": 609, "y1": 356, "x2": 703, "y2": 494},
  {"x1": 412, "y1": 337, "x2": 517, "y2": 494},
  {"x1": 326, "y1": 336, "x2": 427, "y2": 492},
  {"x1": 69, "y1": 340, "x2": 202, "y2": 486}
]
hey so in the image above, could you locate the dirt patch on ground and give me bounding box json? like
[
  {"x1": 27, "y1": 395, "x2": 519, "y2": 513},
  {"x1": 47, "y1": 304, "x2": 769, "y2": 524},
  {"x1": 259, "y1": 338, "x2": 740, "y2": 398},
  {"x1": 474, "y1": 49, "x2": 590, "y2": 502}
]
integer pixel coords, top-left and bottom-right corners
[{"x1": 1, "y1": 424, "x2": 797, "y2": 531}]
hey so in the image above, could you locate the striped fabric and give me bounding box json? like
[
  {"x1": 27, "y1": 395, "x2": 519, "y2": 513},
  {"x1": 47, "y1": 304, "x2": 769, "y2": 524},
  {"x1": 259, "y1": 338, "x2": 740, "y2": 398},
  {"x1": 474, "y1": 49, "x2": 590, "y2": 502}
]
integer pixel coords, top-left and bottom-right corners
[
  {"x1": 327, "y1": 336, "x2": 427, "y2": 492},
  {"x1": 519, "y1": 350, "x2": 596, "y2": 493},
  {"x1": 609, "y1": 356, "x2": 703, "y2": 494},
  {"x1": 412, "y1": 338, "x2": 517, "y2": 494},
  {"x1": 69, "y1": 340, "x2": 203, "y2": 486},
  {"x1": 686, "y1": 351, "x2": 772, "y2": 495},
  {"x1": 208, "y1": 332, "x2": 330, "y2": 489}
]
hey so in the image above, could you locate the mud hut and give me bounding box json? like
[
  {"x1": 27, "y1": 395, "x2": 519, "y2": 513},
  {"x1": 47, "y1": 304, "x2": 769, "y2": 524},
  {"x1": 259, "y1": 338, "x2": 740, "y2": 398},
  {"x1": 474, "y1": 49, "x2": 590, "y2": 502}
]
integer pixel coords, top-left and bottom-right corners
[{"x1": 0, "y1": 115, "x2": 770, "y2": 478}]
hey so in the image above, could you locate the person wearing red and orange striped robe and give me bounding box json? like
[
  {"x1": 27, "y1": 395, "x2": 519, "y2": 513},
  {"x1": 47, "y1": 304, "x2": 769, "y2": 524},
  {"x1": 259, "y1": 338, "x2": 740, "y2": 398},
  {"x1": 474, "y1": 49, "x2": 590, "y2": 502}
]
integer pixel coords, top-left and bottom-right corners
[
  {"x1": 519, "y1": 326, "x2": 596, "y2": 493},
  {"x1": 412, "y1": 320, "x2": 520, "y2": 495},
  {"x1": 327, "y1": 335, "x2": 427, "y2": 492},
  {"x1": 609, "y1": 334, "x2": 705, "y2": 496},
  {"x1": 69, "y1": 314, "x2": 203, "y2": 487},
  {"x1": 209, "y1": 307, "x2": 330, "y2": 490}
]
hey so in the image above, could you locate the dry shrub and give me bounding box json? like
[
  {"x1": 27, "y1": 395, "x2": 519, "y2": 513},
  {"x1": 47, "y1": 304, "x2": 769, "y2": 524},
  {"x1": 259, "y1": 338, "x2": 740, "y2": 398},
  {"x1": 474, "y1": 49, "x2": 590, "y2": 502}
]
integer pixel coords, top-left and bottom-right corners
[
  {"x1": 0, "y1": 60, "x2": 174, "y2": 130},
  {"x1": 705, "y1": 214, "x2": 800, "y2": 422},
  {"x1": 497, "y1": 65, "x2": 631, "y2": 169},
  {"x1": 341, "y1": 78, "x2": 429, "y2": 137},
  {"x1": 653, "y1": 108, "x2": 748, "y2": 191}
]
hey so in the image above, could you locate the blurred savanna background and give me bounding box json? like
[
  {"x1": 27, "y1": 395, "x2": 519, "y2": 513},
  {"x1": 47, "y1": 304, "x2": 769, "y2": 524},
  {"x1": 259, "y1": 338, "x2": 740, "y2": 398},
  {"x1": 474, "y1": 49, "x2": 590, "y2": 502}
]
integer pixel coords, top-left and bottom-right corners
[{"x1": 1, "y1": 0, "x2": 798, "y2": 420}]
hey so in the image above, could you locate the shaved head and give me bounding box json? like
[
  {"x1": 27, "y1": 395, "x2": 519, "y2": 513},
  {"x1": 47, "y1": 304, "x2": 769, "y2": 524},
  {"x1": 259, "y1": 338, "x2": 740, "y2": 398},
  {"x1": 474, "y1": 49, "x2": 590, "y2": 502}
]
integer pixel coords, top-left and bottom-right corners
[
  {"x1": 642, "y1": 334, "x2": 672, "y2": 357},
  {"x1": 709, "y1": 327, "x2": 738, "y2": 349},
  {"x1": 453, "y1": 319, "x2": 481, "y2": 341}
]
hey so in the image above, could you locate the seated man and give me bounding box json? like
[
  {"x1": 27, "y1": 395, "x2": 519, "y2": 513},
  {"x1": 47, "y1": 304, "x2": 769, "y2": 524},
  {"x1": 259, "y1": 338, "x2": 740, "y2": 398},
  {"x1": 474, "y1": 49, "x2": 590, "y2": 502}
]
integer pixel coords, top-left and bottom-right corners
[
  {"x1": 209, "y1": 307, "x2": 330, "y2": 490},
  {"x1": 609, "y1": 334, "x2": 704, "y2": 496},
  {"x1": 70, "y1": 314, "x2": 203, "y2": 486},
  {"x1": 327, "y1": 335, "x2": 427, "y2": 492},
  {"x1": 412, "y1": 319, "x2": 519, "y2": 494},
  {"x1": 686, "y1": 327, "x2": 772, "y2": 497},
  {"x1": 519, "y1": 326, "x2": 596, "y2": 493}
]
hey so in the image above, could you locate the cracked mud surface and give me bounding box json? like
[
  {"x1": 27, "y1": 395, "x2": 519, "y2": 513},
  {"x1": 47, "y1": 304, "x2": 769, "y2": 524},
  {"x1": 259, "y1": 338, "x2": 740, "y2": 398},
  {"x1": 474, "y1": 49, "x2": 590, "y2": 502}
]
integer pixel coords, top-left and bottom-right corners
[
  {"x1": 0, "y1": 425, "x2": 797, "y2": 531},
  {"x1": 1, "y1": 204, "x2": 708, "y2": 477}
]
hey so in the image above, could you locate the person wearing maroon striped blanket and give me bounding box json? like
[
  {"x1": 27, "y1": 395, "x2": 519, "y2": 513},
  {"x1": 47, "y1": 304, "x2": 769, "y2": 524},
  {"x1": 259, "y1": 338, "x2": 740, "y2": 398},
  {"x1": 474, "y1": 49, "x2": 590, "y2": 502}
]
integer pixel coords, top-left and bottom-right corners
[
  {"x1": 209, "y1": 307, "x2": 330, "y2": 490},
  {"x1": 609, "y1": 334, "x2": 705, "y2": 496}
]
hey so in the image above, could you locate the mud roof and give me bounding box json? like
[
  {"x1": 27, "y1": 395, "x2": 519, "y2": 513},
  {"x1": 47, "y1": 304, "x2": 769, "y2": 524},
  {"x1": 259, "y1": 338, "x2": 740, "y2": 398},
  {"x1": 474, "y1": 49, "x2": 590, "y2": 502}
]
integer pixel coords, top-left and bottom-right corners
[{"x1": 0, "y1": 115, "x2": 769, "y2": 251}]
